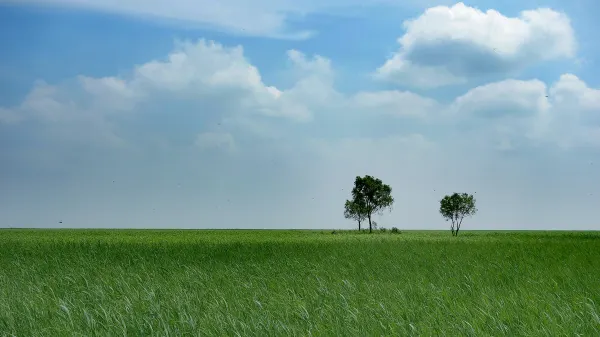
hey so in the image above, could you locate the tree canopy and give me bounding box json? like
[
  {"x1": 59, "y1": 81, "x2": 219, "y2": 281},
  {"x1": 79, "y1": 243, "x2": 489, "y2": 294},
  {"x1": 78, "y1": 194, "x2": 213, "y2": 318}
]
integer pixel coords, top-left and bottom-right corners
[
  {"x1": 439, "y1": 193, "x2": 477, "y2": 236},
  {"x1": 344, "y1": 199, "x2": 367, "y2": 231},
  {"x1": 350, "y1": 175, "x2": 394, "y2": 233}
]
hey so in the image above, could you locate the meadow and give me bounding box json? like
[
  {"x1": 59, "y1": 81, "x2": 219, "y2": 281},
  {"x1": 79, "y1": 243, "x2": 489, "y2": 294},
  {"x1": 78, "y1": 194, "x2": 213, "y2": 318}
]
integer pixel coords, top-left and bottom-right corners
[{"x1": 1, "y1": 229, "x2": 599, "y2": 336}]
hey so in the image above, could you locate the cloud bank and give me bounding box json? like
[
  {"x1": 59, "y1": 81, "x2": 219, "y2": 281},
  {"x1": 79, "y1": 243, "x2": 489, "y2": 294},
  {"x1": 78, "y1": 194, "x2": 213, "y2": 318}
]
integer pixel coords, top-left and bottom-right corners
[{"x1": 1, "y1": 3, "x2": 599, "y2": 230}]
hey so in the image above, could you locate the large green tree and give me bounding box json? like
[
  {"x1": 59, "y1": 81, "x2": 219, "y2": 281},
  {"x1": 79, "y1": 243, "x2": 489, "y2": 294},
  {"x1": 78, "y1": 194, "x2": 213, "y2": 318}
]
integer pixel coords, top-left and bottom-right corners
[
  {"x1": 350, "y1": 175, "x2": 394, "y2": 233},
  {"x1": 344, "y1": 199, "x2": 367, "y2": 231},
  {"x1": 439, "y1": 193, "x2": 477, "y2": 236}
]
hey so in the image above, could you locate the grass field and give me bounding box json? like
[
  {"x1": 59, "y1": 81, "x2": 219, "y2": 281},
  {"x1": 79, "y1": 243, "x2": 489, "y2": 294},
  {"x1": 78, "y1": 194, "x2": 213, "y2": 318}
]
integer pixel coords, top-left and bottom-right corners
[{"x1": 1, "y1": 229, "x2": 599, "y2": 336}]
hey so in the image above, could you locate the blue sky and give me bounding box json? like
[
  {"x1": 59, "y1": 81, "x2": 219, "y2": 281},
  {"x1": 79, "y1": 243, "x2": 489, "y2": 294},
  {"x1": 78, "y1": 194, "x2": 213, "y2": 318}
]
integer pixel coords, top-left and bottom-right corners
[{"x1": 1, "y1": 0, "x2": 599, "y2": 229}]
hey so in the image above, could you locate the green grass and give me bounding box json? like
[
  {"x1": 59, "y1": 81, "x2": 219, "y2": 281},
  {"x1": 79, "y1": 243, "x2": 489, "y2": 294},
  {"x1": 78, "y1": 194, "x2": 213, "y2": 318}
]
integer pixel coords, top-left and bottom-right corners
[{"x1": 1, "y1": 229, "x2": 599, "y2": 336}]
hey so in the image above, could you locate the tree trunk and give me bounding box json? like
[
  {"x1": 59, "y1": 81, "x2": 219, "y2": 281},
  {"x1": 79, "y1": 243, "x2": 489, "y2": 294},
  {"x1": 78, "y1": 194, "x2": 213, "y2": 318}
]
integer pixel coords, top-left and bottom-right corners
[
  {"x1": 368, "y1": 214, "x2": 372, "y2": 233},
  {"x1": 454, "y1": 217, "x2": 463, "y2": 236},
  {"x1": 358, "y1": 219, "x2": 361, "y2": 231}
]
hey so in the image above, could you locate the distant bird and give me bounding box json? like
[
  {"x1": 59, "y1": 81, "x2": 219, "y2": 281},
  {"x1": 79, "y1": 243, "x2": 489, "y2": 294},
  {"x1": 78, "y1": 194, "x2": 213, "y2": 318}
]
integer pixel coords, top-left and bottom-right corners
[{"x1": 59, "y1": 221, "x2": 62, "y2": 224}]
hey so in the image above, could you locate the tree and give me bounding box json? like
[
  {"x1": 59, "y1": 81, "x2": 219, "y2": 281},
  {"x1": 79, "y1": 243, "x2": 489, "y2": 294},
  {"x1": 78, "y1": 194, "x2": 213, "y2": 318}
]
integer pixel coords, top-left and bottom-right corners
[
  {"x1": 439, "y1": 193, "x2": 477, "y2": 236},
  {"x1": 351, "y1": 175, "x2": 394, "y2": 233},
  {"x1": 344, "y1": 199, "x2": 367, "y2": 231}
]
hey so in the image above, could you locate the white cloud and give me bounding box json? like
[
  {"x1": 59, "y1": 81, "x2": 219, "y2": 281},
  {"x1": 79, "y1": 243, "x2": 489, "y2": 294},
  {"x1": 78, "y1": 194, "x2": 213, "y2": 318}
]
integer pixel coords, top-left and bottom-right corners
[
  {"x1": 352, "y1": 90, "x2": 439, "y2": 118},
  {"x1": 125, "y1": 42, "x2": 326, "y2": 123},
  {"x1": 0, "y1": 40, "x2": 344, "y2": 161},
  {"x1": 3, "y1": 37, "x2": 600, "y2": 229},
  {"x1": 545, "y1": 74, "x2": 600, "y2": 148},
  {"x1": 9, "y1": 0, "x2": 307, "y2": 38},
  {"x1": 448, "y1": 78, "x2": 549, "y2": 150},
  {"x1": 282, "y1": 50, "x2": 343, "y2": 110},
  {"x1": 375, "y1": 56, "x2": 467, "y2": 88},
  {"x1": 1, "y1": 40, "x2": 321, "y2": 132},
  {"x1": 550, "y1": 74, "x2": 600, "y2": 113},
  {"x1": 79, "y1": 76, "x2": 141, "y2": 112},
  {"x1": 3, "y1": 38, "x2": 599, "y2": 154},
  {"x1": 7, "y1": 0, "x2": 404, "y2": 39},
  {"x1": 3, "y1": 36, "x2": 599, "y2": 155},
  {"x1": 13, "y1": 81, "x2": 73, "y2": 122},
  {"x1": 453, "y1": 79, "x2": 549, "y2": 119},
  {"x1": 376, "y1": 2, "x2": 576, "y2": 88},
  {"x1": 287, "y1": 50, "x2": 333, "y2": 77},
  {"x1": 445, "y1": 75, "x2": 600, "y2": 150}
]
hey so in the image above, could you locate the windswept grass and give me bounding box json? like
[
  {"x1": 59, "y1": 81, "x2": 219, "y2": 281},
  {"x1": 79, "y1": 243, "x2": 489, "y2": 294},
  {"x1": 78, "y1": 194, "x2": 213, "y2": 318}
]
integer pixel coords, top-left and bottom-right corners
[{"x1": 1, "y1": 229, "x2": 599, "y2": 336}]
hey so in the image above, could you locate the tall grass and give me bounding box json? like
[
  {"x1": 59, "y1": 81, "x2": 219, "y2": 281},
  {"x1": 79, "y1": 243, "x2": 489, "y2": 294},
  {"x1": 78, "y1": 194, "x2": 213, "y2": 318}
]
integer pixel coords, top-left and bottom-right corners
[{"x1": 1, "y1": 229, "x2": 599, "y2": 336}]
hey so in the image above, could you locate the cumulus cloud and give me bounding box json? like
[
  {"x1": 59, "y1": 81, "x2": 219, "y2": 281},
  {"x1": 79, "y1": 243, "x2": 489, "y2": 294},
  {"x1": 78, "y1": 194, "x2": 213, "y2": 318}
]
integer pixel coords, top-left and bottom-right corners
[
  {"x1": 445, "y1": 74, "x2": 600, "y2": 150},
  {"x1": 453, "y1": 79, "x2": 549, "y2": 119},
  {"x1": 2, "y1": 38, "x2": 598, "y2": 154},
  {"x1": 447, "y1": 79, "x2": 549, "y2": 150},
  {"x1": 280, "y1": 50, "x2": 342, "y2": 113},
  {"x1": 550, "y1": 74, "x2": 600, "y2": 114},
  {"x1": 2, "y1": 37, "x2": 598, "y2": 154},
  {"x1": 2, "y1": 37, "x2": 600, "y2": 229},
  {"x1": 545, "y1": 74, "x2": 600, "y2": 147},
  {"x1": 0, "y1": 40, "x2": 330, "y2": 152},
  {"x1": 376, "y1": 2, "x2": 576, "y2": 88}
]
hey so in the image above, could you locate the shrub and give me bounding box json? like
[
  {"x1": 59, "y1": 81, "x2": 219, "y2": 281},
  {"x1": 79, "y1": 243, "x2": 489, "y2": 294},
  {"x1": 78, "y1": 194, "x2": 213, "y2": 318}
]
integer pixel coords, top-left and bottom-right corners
[
  {"x1": 380, "y1": 227, "x2": 387, "y2": 233},
  {"x1": 391, "y1": 227, "x2": 400, "y2": 234}
]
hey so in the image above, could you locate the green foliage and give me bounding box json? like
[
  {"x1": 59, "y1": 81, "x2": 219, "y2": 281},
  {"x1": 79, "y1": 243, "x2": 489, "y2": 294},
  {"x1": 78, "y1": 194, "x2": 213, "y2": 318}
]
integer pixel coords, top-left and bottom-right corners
[
  {"x1": 439, "y1": 193, "x2": 478, "y2": 236},
  {"x1": 350, "y1": 175, "x2": 394, "y2": 233},
  {"x1": 344, "y1": 199, "x2": 367, "y2": 231},
  {"x1": 1, "y1": 229, "x2": 599, "y2": 335},
  {"x1": 391, "y1": 227, "x2": 401, "y2": 234}
]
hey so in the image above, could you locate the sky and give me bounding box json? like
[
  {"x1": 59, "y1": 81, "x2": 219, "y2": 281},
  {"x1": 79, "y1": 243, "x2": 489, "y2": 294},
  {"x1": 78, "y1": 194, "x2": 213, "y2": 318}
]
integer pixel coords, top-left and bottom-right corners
[{"x1": 1, "y1": 0, "x2": 599, "y2": 230}]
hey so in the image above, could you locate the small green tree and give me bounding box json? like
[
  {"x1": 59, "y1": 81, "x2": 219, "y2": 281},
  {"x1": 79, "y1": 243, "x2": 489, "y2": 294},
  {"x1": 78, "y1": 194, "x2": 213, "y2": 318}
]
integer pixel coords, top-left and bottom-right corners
[
  {"x1": 344, "y1": 199, "x2": 367, "y2": 231},
  {"x1": 351, "y1": 175, "x2": 394, "y2": 233},
  {"x1": 439, "y1": 192, "x2": 477, "y2": 236}
]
